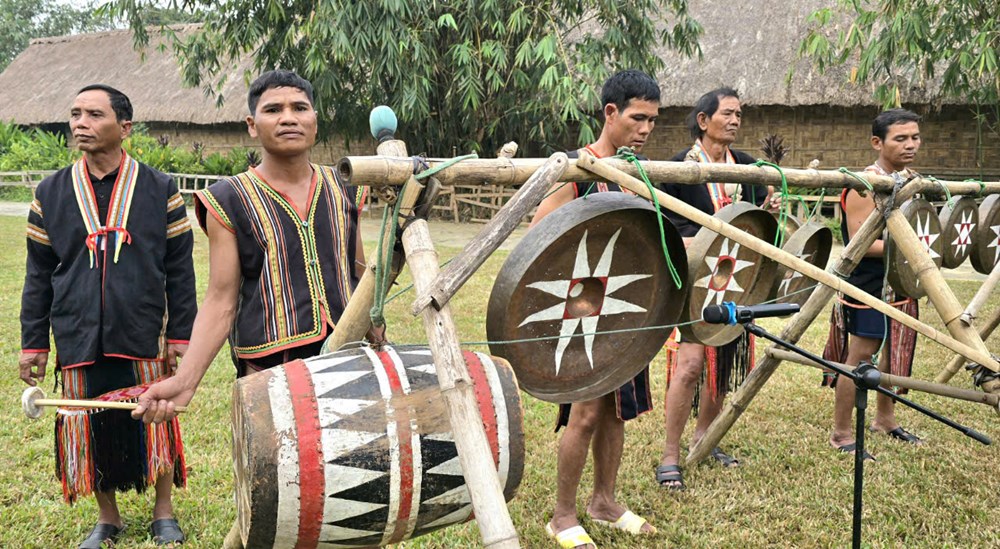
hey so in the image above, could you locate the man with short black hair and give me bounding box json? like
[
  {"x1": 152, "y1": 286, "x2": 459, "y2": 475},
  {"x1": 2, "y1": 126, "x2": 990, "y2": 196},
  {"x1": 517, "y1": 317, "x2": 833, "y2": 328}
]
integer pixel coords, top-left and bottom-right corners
[
  {"x1": 532, "y1": 69, "x2": 660, "y2": 549},
  {"x1": 20, "y1": 84, "x2": 196, "y2": 547},
  {"x1": 823, "y1": 108, "x2": 924, "y2": 459}
]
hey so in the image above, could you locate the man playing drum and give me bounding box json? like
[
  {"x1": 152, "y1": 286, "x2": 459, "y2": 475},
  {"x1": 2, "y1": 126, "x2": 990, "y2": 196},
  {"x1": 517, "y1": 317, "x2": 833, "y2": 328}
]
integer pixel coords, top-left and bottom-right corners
[
  {"x1": 132, "y1": 70, "x2": 365, "y2": 546},
  {"x1": 655, "y1": 87, "x2": 769, "y2": 490},
  {"x1": 530, "y1": 69, "x2": 660, "y2": 549},
  {"x1": 823, "y1": 109, "x2": 924, "y2": 458}
]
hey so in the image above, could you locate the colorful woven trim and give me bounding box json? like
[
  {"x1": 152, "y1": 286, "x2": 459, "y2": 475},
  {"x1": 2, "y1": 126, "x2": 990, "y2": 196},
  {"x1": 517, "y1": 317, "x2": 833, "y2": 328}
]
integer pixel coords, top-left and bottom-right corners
[
  {"x1": 71, "y1": 151, "x2": 140, "y2": 267},
  {"x1": 690, "y1": 139, "x2": 735, "y2": 212}
]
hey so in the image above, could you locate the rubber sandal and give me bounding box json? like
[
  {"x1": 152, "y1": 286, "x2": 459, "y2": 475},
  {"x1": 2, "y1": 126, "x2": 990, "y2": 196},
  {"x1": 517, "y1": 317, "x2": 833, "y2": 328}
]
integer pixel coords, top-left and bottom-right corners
[
  {"x1": 655, "y1": 464, "x2": 685, "y2": 491},
  {"x1": 79, "y1": 523, "x2": 124, "y2": 549},
  {"x1": 150, "y1": 518, "x2": 186, "y2": 545},
  {"x1": 884, "y1": 427, "x2": 922, "y2": 444},
  {"x1": 590, "y1": 510, "x2": 656, "y2": 535},
  {"x1": 545, "y1": 521, "x2": 596, "y2": 549},
  {"x1": 710, "y1": 447, "x2": 741, "y2": 467},
  {"x1": 836, "y1": 442, "x2": 875, "y2": 462}
]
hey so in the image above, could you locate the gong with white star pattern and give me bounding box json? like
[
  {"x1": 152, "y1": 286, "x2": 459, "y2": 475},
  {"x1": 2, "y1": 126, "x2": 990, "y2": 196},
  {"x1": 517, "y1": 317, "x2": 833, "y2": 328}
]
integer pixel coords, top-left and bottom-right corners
[
  {"x1": 680, "y1": 202, "x2": 779, "y2": 346},
  {"x1": 886, "y1": 198, "x2": 943, "y2": 298},
  {"x1": 939, "y1": 197, "x2": 979, "y2": 269},
  {"x1": 971, "y1": 195, "x2": 1000, "y2": 275},
  {"x1": 768, "y1": 220, "x2": 833, "y2": 307},
  {"x1": 486, "y1": 192, "x2": 688, "y2": 403}
]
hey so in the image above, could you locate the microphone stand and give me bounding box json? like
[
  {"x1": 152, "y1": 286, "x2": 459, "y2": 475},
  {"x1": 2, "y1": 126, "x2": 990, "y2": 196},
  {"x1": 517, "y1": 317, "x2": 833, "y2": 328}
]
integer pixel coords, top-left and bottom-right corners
[{"x1": 740, "y1": 321, "x2": 990, "y2": 549}]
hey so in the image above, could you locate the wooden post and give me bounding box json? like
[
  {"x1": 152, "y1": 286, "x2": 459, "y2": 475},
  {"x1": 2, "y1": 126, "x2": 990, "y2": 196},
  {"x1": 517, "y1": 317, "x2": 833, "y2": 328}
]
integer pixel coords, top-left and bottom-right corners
[
  {"x1": 883, "y1": 210, "x2": 997, "y2": 372},
  {"x1": 937, "y1": 302, "x2": 1000, "y2": 384},
  {"x1": 960, "y1": 260, "x2": 1000, "y2": 326},
  {"x1": 339, "y1": 155, "x2": 1000, "y2": 195},
  {"x1": 402, "y1": 220, "x2": 521, "y2": 549},
  {"x1": 574, "y1": 151, "x2": 1000, "y2": 372},
  {"x1": 410, "y1": 153, "x2": 569, "y2": 314},
  {"x1": 325, "y1": 139, "x2": 426, "y2": 352},
  {"x1": 765, "y1": 348, "x2": 1000, "y2": 409}
]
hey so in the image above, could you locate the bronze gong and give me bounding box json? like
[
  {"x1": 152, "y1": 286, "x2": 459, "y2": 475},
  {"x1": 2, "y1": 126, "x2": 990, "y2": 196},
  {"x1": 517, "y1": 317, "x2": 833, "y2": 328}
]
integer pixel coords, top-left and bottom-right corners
[
  {"x1": 971, "y1": 195, "x2": 1000, "y2": 275},
  {"x1": 486, "y1": 192, "x2": 688, "y2": 403},
  {"x1": 885, "y1": 198, "x2": 944, "y2": 299},
  {"x1": 939, "y1": 197, "x2": 979, "y2": 269},
  {"x1": 680, "y1": 202, "x2": 779, "y2": 347},
  {"x1": 769, "y1": 220, "x2": 833, "y2": 306}
]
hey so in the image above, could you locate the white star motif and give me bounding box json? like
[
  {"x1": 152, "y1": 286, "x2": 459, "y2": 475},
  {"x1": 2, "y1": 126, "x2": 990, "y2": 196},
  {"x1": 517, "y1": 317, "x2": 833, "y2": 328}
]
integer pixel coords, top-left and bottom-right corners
[
  {"x1": 518, "y1": 229, "x2": 651, "y2": 375},
  {"x1": 915, "y1": 213, "x2": 940, "y2": 259},
  {"x1": 778, "y1": 251, "x2": 812, "y2": 297},
  {"x1": 951, "y1": 210, "x2": 975, "y2": 257},
  {"x1": 990, "y1": 224, "x2": 1000, "y2": 266},
  {"x1": 693, "y1": 238, "x2": 756, "y2": 313}
]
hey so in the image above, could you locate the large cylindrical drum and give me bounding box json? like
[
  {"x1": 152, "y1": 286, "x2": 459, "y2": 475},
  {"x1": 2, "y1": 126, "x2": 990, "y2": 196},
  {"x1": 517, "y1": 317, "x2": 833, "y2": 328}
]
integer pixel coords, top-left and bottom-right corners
[{"x1": 231, "y1": 345, "x2": 525, "y2": 548}]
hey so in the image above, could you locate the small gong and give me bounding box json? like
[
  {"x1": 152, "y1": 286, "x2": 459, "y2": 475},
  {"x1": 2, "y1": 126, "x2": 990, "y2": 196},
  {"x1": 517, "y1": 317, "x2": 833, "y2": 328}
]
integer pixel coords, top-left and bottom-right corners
[
  {"x1": 885, "y1": 198, "x2": 944, "y2": 299},
  {"x1": 769, "y1": 221, "x2": 833, "y2": 306},
  {"x1": 939, "y1": 197, "x2": 979, "y2": 269},
  {"x1": 971, "y1": 195, "x2": 1000, "y2": 275},
  {"x1": 486, "y1": 192, "x2": 688, "y2": 403},
  {"x1": 679, "y1": 202, "x2": 779, "y2": 347}
]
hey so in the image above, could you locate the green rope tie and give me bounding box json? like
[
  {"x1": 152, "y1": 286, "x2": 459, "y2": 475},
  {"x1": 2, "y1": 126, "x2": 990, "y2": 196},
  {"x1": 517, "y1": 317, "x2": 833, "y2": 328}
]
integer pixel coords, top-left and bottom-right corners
[
  {"x1": 839, "y1": 167, "x2": 874, "y2": 194},
  {"x1": 615, "y1": 147, "x2": 684, "y2": 289},
  {"x1": 808, "y1": 187, "x2": 827, "y2": 221},
  {"x1": 414, "y1": 153, "x2": 478, "y2": 181},
  {"x1": 965, "y1": 178, "x2": 987, "y2": 197},
  {"x1": 927, "y1": 175, "x2": 954, "y2": 207},
  {"x1": 370, "y1": 184, "x2": 407, "y2": 327},
  {"x1": 753, "y1": 160, "x2": 789, "y2": 247}
]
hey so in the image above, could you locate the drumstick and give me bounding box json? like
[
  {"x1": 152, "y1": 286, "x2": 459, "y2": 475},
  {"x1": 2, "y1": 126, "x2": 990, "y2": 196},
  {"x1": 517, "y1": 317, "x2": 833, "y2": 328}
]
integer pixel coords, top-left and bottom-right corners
[{"x1": 21, "y1": 386, "x2": 188, "y2": 419}]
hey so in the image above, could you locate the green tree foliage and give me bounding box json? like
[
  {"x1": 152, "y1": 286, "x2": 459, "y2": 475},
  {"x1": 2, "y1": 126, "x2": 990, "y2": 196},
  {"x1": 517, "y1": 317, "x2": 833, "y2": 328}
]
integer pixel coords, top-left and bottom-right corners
[
  {"x1": 799, "y1": 1, "x2": 1000, "y2": 135},
  {"x1": 0, "y1": 0, "x2": 114, "y2": 72},
  {"x1": 108, "y1": 0, "x2": 702, "y2": 155}
]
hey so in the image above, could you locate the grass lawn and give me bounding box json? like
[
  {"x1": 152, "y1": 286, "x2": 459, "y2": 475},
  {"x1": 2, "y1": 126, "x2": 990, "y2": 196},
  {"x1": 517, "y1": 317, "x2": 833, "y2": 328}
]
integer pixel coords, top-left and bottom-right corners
[{"x1": 1, "y1": 213, "x2": 998, "y2": 548}]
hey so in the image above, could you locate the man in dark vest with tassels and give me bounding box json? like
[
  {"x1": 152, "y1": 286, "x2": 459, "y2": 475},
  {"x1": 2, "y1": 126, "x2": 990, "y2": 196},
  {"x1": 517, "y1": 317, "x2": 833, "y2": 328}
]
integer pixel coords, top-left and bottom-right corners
[
  {"x1": 19, "y1": 85, "x2": 197, "y2": 547},
  {"x1": 655, "y1": 87, "x2": 770, "y2": 491}
]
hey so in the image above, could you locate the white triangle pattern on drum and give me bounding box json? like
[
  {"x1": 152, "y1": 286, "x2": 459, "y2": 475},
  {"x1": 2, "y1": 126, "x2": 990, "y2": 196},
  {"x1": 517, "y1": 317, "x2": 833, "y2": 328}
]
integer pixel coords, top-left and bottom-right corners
[
  {"x1": 317, "y1": 398, "x2": 377, "y2": 428},
  {"x1": 323, "y1": 463, "x2": 387, "y2": 501},
  {"x1": 321, "y1": 429, "x2": 385, "y2": 461},
  {"x1": 425, "y1": 432, "x2": 454, "y2": 442},
  {"x1": 421, "y1": 505, "x2": 473, "y2": 530},
  {"x1": 425, "y1": 455, "x2": 463, "y2": 476},
  {"x1": 316, "y1": 525, "x2": 383, "y2": 545},
  {"x1": 323, "y1": 496, "x2": 387, "y2": 524},
  {"x1": 306, "y1": 354, "x2": 362, "y2": 372},
  {"x1": 423, "y1": 484, "x2": 472, "y2": 506},
  {"x1": 312, "y1": 371, "x2": 372, "y2": 397},
  {"x1": 397, "y1": 349, "x2": 433, "y2": 356},
  {"x1": 406, "y1": 363, "x2": 437, "y2": 375}
]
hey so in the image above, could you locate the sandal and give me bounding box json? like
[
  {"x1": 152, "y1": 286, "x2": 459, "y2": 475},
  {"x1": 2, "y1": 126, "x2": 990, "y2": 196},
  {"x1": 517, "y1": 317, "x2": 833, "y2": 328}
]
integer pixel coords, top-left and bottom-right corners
[
  {"x1": 710, "y1": 447, "x2": 740, "y2": 468},
  {"x1": 590, "y1": 510, "x2": 656, "y2": 535},
  {"x1": 545, "y1": 521, "x2": 596, "y2": 549},
  {"x1": 150, "y1": 518, "x2": 186, "y2": 545},
  {"x1": 655, "y1": 464, "x2": 685, "y2": 491},
  {"x1": 79, "y1": 523, "x2": 124, "y2": 549},
  {"x1": 882, "y1": 427, "x2": 922, "y2": 444},
  {"x1": 836, "y1": 442, "x2": 875, "y2": 462}
]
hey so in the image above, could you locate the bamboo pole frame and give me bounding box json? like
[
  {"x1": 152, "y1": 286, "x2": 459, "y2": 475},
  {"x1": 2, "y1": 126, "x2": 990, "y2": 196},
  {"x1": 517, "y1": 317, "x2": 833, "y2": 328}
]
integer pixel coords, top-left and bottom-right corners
[
  {"x1": 574, "y1": 151, "x2": 1000, "y2": 373},
  {"x1": 961, "y1": 260, "x2": 1000, "y2": 326},
  {"x1": 339, "y1": 155, "x2": 1000, "y2": 195},
  {"x1": 324, "y1": 139, "x2": 426, "y2": 352},
  {"x1": 402, "y1": 220, "x2": 521, "y2": 548},
  {"x1": 765, "y1": 348, "x2": 1000, "y2": 409},
  {"x1": 938, "y1": 302, "x2": 1000, "y2": 384}
]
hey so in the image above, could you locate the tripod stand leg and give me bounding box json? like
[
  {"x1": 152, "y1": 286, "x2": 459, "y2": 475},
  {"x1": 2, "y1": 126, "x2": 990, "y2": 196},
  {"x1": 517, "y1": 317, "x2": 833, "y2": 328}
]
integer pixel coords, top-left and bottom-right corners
[{"x1": 852, "y1": 383, "x2": 868, "y2": 549}]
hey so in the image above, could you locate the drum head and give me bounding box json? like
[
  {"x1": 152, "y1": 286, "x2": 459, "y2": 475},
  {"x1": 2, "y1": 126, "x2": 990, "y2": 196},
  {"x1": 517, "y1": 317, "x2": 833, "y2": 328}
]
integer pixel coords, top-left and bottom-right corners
[
  {"x1": 971, "y1": 195, "x2": 1000, "y2": 275},
  {"x1": 487, "y1": 192, "x2": 688, "y2": 403},
  {"x1": 769, "y1": 221, "x2": 833, "y2": 306},
  {"x1": 680, "y1": 202, "x2": 779, "y2": 346},
  {"x1": 886, "y1": 198, "x2": 943, "y2": 298},
  {"x1": 939, "y1": 197, "x2": 978, "y2": 269}
]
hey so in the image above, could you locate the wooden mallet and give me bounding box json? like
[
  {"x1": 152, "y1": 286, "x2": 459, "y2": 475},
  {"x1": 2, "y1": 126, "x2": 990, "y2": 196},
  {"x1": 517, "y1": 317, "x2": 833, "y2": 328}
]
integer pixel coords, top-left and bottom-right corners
[{"x1": 21, "y1": 386, "x2": 187, "y2": 419}]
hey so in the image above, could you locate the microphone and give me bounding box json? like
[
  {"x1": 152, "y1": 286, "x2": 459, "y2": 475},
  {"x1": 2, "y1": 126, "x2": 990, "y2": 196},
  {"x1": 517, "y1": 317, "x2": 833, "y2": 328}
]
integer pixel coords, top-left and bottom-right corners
[
  {"x1": 369, "y1": 105, "x2": 398, "y2": 143},
  {"x1": 703, "y1": 302, "x2": 800, "y2": 325}
]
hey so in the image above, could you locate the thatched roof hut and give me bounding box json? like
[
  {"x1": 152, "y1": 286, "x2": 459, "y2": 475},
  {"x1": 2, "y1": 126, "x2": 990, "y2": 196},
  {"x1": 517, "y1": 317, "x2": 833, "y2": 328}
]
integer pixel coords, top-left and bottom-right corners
[{"x1": 0, "y1": 26, "x2": 250, "y2": 125}]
